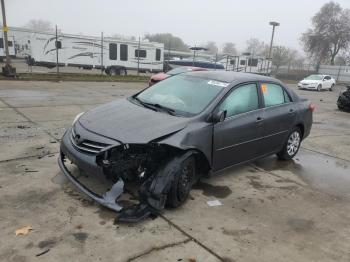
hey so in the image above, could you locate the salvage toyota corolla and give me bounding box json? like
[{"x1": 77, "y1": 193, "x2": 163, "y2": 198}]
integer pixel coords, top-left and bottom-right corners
[{"x1": 58, "y1": 71, "x2": 314, "y2": 222}]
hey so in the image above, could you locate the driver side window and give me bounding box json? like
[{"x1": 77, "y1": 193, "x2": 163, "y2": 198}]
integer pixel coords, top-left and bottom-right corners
[{"x1": 219, "y1": 83, "x2": 259, "y2": 118}]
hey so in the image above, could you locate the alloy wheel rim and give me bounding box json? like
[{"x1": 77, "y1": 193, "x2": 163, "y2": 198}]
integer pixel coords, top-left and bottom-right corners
[
  {"x1": 178, "y1": 165, "x2": 192, "y2": 201},
  {"x1": 287, "y1": 131, "x2": 300, "y2": 156}
]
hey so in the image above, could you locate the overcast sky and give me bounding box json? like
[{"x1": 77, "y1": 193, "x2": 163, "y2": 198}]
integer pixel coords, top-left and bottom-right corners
[{"x1": 4, "y1": 0, "x2": 350, "y2": 52}]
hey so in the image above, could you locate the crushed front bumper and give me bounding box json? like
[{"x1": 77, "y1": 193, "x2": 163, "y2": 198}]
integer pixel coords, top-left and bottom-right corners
[
  {"x1": 58, "y1": 128, "x2": 124, "y2": 212},
  {"x1": 58, "y1": 153, "x2": 124, "y2": 211}
]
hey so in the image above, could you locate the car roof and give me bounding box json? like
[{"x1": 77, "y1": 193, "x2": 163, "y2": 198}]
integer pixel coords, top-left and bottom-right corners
[{"x1": 186, "y1": 70, "x2": 279, "y2": 84}]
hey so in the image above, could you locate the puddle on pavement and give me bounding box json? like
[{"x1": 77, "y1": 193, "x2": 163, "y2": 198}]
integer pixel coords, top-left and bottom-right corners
[
  {"x1": 193, "y1": 181, "x2": 232, "y2": 199},
  {"x1": 254, "y1": 149, "x2": 350, "y2": 200}
]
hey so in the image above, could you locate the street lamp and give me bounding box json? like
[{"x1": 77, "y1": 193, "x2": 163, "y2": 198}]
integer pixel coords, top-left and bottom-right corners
[
  {"x1": 267, "y1": 21, "x2": 280, "y2": 74},
  {"x1": 189, "y1": 46, "x2": 207, "y2": 66}
]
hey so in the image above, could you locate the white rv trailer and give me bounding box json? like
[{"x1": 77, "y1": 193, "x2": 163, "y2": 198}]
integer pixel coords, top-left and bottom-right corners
[
  {"x1": 0, "y1": 34, "x2": 16, "y2": 61},
  {"x1": 5, "y1": 27, "x2": 34, "y2": 58},
  {"x1": 25, "y1": 31, "x2": 164, "y2": 75},
  {"x1": 6, "y1": 27, "x2": 164, "y2": 75},
  {"x1": 220, "y1": 54, "x2": 271, "y2": 75}
]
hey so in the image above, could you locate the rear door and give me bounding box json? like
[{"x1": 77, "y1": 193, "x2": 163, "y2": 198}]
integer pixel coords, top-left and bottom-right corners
[
  {"x1": 259, "y1": 82, "x2": 297, "y2": 155},
  {"x1": 213, "y1": 82, "x2": 264, "y2": 171}
]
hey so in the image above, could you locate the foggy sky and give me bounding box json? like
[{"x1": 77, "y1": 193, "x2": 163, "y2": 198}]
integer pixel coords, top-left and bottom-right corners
[{"x1": 4, "y1": 0, "x2": 350, "y2": 52}]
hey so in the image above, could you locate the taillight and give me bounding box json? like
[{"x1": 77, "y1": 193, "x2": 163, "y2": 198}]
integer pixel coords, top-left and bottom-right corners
[{"x1": 309, "y1": 103, "x2": 315, "y2": 112}]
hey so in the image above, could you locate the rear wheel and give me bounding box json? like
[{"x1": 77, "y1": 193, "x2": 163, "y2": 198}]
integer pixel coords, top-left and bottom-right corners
[
  {"x1": 330, "y1": 84, "x2": 334, "y2": 91},
  {"x1": 109, "y1": 67, "x2": 118, "y2": 76},
  {"x1": 277, "y1": 127, "x2": 302, "y2": 160}
]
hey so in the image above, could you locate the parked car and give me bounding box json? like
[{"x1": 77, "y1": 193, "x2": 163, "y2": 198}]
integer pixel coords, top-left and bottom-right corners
[
  {"x1": 58, "y1": 71, "x2": 314, "y2": 222},
  {"x1": 298, "y1": 74, "x2": 335, "y2": 91},
  {"x1": 337, "y1": 85, "x2": 350, "y2": 111},
  {"x1": 148, "y1": 66, "x2": 206, "y2": 86}
]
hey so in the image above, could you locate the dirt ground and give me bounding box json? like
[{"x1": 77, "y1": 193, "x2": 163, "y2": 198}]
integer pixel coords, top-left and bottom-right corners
[{"x1": 0, "y1": 79, "x2": 349, "y2": 262}]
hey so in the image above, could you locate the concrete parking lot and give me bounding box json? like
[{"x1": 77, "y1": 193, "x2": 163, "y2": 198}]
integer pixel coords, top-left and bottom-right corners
[{"x1": 0, "y1": 79, "x2": 350, "y2": 262}]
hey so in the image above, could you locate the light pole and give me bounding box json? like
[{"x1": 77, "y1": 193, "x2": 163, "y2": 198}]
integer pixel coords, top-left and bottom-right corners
[
  {"x1": 1, "y1": 0, "x2": 16, "y2": 76},
  {"x1": 267, "y1": 21, "x2": 279, "y2": 74}
]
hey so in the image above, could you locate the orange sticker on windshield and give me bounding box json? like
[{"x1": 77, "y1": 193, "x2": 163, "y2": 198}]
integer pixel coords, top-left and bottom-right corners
[{"x1": 261, "y1": 84, "x2": 267, "y2": 93}]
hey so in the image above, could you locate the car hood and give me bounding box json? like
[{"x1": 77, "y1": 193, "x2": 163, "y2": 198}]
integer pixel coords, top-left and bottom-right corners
[
  {"x1": 78, "y1": 99, "x2": 190, "y2": 144},
  {"x1": 300, "y1": 80, "x2": 320, "y2": 84}
]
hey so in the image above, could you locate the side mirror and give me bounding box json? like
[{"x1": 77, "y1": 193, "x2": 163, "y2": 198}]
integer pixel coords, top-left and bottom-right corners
[
  {"x1": 212, "y1": 110, "x2": 227, "y2": 123},
  {"x1": 323, "y1": 79, "x2": 326, "y2": 81}
]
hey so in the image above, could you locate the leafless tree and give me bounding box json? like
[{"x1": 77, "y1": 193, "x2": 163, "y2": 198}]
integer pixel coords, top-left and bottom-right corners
[
  {"x1": 144, "y1": 33, "x2": 189, "y2": 51},
  {"x1": 204, "y1": 41, "x2": 218, "y2": 55},
  {"x1": 25, "y1": 19, "x2": 52, "y2": 32},
  {"x1": 272, "y1": 46, "x2": 290, "y2": 73},
  {"x1": 301, "y1": 2, "x2": 350, "y2": 65},
  {"x1": 245, "y1": 38, "x2": 269, "y2": 57},
  {"x1": 222, "y1": 42, "x2": 237, "y2": 55}
]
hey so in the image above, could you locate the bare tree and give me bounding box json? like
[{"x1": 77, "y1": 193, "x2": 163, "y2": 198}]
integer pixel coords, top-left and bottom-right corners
[
  {"x1": 222, "y1": 42, "x2": 237, "y2": 55},
  {"x1": 25, "y1": 19, "x2": 52, "y2": 32},
  {"x1": 144, "y1": 33, "x2": 188, "y2": 51},
  {"x1": 301, "y1": 2, "x2": 350, "y2": 65},
  {"x1": 272, "y1": 46, "x2": 290, "y2": 73},
  {"x1": 245, "y1": 38, "x2": 269, "y2": 56},
  {"x1": 204, "y1": 41, "x2": 218, "y2": 55}
]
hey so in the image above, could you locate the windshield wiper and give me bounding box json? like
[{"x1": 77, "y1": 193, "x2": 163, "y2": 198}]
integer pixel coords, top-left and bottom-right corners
[
  {"x1": 133, "y1": 97, "x2": 176, "y2": 115},
  {"x1": 133, "y1": 97, "x2": 158, "y2": 111},
  {"x1": 143, "y1": 102, "x2": 176, "y2": 116}
]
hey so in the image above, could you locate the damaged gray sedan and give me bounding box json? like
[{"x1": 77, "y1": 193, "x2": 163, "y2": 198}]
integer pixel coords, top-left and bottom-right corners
[{"x1": 58, "y1": 71, "x2": 313, "y2": 222}]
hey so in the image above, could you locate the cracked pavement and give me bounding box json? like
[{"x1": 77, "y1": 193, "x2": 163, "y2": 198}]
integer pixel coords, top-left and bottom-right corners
[{"x1": 0, "y1": 80, "x2": 350, "y2": 262}]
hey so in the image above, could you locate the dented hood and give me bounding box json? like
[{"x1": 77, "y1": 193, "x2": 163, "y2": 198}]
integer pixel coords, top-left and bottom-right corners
[{"x1": 78, "y1": 99, "x2": 189, "y2": 143}]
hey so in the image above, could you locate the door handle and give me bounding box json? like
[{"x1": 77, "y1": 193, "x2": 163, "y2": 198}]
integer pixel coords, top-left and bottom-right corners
[
  {"x1": 289, "y1": 109, "x2": 295, "y2": 113},
  {"x1": 256, "y1": 117, "x2": 264, "y2": 123}
]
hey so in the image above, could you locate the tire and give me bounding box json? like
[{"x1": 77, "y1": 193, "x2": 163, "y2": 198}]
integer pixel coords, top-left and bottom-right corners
[
  {"x1": 108, "y1": 67, "x2": 117, "y2": 76},
  {"x1": 317, "y1": 84, "x2": 322, "y2": 91},
  {"x1": 330, "y1": 84, "x2": 334, "y2": 91},
  {"x1": 166, "y1": 154, "x2": 196, "y2": 208},
  {"x1": 277, "y1": 127, "x2": 302, "y2": 160}
]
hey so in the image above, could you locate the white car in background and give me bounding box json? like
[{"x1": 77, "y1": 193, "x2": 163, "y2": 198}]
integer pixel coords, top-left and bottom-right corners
[{"x1": 298, "y1": 74, "x2": 336, "y2": 91}]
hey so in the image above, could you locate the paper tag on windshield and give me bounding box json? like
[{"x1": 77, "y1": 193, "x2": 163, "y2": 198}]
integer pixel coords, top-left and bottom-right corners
[{"x1": 208, "y1": 80, "x2": 229, "y2": 87}]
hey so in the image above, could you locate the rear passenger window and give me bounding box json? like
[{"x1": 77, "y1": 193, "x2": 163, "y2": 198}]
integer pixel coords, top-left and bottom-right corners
[
  {"x1": 262, "y1": 83, "x2": 290, "y2": 107},
  {"x1": 284, "y1": 90, "x2": 291, "y2": 103},
  {"x1": 219, "y1": 83, "x2": 259, "y2": 118},
  {"x1": 0, "y1": 38, "x2": 4, "y2": 48}
]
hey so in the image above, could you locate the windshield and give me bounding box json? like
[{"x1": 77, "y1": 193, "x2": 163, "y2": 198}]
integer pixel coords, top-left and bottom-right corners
[
  {"x1": 305, "y1": 75, "x2": 323, "y2": 80},
  {"x1": 167, "y1": 67, "x2": 193, "y2": 76},
  {"x1": 135, "y1": 74, "x2": 227, "y2": 116}
]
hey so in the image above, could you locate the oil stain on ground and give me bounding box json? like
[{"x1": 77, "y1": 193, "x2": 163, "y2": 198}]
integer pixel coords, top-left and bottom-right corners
[
  {"x1": 72, "y1": 232, "x2": 88, "y2": 242},
  {"x1": 193, "y1": 181, "x2": 232, "y2": 198},
  {"x1": 288, "y1": 218, "x2": 315, "y2": 233}
]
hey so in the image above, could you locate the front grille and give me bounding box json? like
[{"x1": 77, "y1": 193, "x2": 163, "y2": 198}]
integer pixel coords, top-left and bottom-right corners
[{"x1": 70, "y1": 128, "x2": 110, "y2": 154}]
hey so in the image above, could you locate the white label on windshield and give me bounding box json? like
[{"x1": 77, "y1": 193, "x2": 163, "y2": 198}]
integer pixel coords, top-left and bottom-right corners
[{"x1": 207, "y1": 80, "x2": 229, "y2": 87}]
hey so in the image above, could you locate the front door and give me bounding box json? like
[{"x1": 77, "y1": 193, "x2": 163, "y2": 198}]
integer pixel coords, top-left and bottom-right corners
[{"x1": 213, "y1": 83, "x2": 263, "y2": 171}]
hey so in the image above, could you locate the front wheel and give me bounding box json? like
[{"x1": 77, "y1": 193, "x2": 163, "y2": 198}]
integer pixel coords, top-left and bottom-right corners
[
  {"x1": 166, "y1": 154, "x2": 196, "y2": 208},
  {"x1": 317, "y1": 84, "x2": 322, "y2": 91},
  {"x1": 277, "y1": 127, "x2": 302, "y2": 160}
]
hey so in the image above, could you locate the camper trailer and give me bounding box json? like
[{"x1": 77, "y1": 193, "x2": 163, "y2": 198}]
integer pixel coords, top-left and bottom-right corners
[
  {"x1": 220, "y1": 54, "x2": 271, "y2": 75},
  {"x1": 0, "y1": 35, "x2": 16, "y2": 61},
  {"x1": 10, "y1": 28, "x2": 164, "y2": 75}
]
